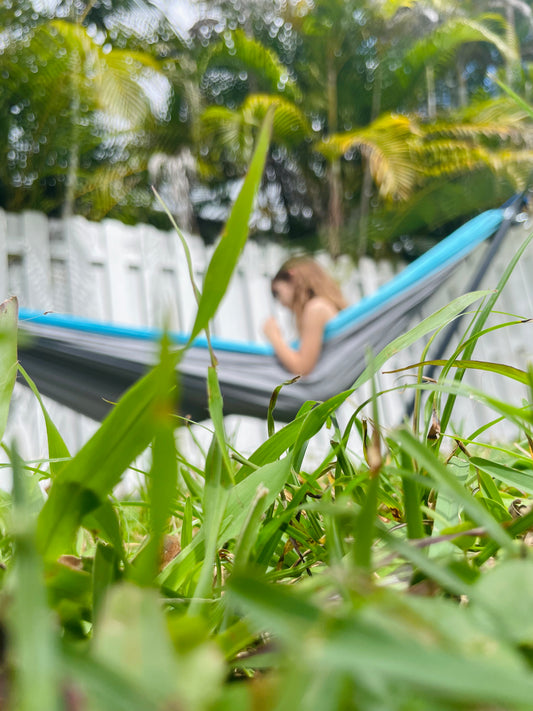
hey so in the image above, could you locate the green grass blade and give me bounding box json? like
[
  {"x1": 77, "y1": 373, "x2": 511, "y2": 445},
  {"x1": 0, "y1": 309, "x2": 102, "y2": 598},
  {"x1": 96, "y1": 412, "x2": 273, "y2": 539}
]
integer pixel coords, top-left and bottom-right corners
[
  {"x1": 0, "y1": 297, "x2": 19, "y2": 443},
  {"x1": 92, "y1": 541, "x2": 118, "y2": 628},
  {"x1": 396, "y1": 429, "x2": 515, "y2": 552},
  {"x1": 387, "y1": 358, "x2": 530, "y2": 385},
  {"x1": 232, "y1": 484, "x2": 269, "y2": 573},
  {"x1": 37, "y1": 350, "x2": 179, "y2": 560},
  {"x1": 159, "y1": 457, "x2": 291, "y2": 591},
  {"x1": 471, "y1": 456, "x2": 533, "y2": 496},
  {"x1": 17, "y1": 363, "x2": 70, "y2": 477},
  {"x1": 352, "y1": 291, "x2": 492, "y2": 390},
  {"x1": 189, "y1": 436, "x2": 230, "y2": 614},
  {"x1": 189, "y1": 108, "x2": 274, "y2": 344},
  {"x1": 8, "y1": 445, "x2": 62, "y2": 711},
  {"x1": 267, "y1": 376, "x2": 300, "y2": 437},
  {"x1": 207, "y1": 366, "x2": 234, "y2": 485},
  {"x1": 440, "y1": 227, "x2": 533, "y2": 434},
  {"x1": 181, "y1": 496, "x2": 193, "y2": 550},
  {"x1": 83, "y1": 502, "x2": 126, "y2": 560}
]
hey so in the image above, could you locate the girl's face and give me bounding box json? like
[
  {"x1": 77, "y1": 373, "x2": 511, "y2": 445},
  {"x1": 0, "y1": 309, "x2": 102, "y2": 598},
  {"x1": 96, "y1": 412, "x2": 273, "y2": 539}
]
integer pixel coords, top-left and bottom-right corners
[{"x1": 271, "y1": 279, "x2": 295, "y2": 309}]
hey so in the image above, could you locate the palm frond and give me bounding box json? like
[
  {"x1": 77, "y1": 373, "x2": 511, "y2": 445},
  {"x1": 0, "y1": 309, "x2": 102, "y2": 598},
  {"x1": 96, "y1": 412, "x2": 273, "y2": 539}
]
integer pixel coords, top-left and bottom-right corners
[
  {"x1": 202, "y1": 28, "x2": 300, "y2": 102},
  {"x1": 317, "y1": 114, "x2": 418, "y2": 200},
  {"x1": 401, "y1": 13, "x2": 519, "y2": 82}
]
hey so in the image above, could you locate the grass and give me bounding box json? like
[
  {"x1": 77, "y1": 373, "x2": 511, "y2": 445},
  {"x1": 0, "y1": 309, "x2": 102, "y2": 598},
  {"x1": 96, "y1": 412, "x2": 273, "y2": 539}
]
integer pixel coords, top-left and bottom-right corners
[{"x1": 2, "y1": 110, "x2": 533, "y2": 710}]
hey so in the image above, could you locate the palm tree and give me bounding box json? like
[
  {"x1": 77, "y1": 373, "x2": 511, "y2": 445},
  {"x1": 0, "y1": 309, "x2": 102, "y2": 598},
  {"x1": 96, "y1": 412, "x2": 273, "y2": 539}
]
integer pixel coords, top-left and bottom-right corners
[
  {"x1": 0, "y1": 3, "x2": 175, "y2": 221},
  {"x1": 319, "y1": 97, "x2": 533, "y2": 254}
]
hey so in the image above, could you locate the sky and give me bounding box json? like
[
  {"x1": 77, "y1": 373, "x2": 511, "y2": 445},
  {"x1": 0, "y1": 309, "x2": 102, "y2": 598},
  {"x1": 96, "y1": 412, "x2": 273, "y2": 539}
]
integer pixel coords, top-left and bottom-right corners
[{"x1": 154, "y1": 0, "x2": 200, "y2": 38}]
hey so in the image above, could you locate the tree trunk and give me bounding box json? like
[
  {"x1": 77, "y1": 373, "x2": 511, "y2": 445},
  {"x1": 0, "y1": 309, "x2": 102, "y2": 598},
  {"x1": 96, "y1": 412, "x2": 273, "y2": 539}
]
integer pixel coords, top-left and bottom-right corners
[
  {"x1": 63, "y1": 10, "x2": 81, "y2": 218},
  {"x1": 358, "y1": 62, "x2": 383, "y2": 257},
  {"x1": 426, "y1": 64, "x2": 436, "y2": 119},
  {"x1": 326, "y1": 49, "x2": 342, "y2": 259},
  {"x1": 456, "y1": 53, "x2": 468, "y2": 108}
]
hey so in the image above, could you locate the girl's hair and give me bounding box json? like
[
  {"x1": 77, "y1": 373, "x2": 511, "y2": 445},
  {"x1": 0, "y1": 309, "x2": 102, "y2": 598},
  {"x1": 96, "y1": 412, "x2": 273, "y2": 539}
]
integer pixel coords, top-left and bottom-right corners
[{"x1": 271, "y1": 256, "x2": 347, "y2": 328}]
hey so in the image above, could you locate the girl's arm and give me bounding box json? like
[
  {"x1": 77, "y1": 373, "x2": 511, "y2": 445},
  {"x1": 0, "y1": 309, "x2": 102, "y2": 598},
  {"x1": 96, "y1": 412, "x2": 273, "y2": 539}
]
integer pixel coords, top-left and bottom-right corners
[{"x1": 263, "y1": 299, "x2": 334, "y2": 375}]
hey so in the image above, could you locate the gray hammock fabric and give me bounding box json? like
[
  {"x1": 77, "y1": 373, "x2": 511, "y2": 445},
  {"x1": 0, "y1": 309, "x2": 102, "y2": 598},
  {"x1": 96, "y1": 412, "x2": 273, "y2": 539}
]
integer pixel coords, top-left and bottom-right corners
[{"x1": 17, "y1": 203, "x2": 518, "y2": 423}]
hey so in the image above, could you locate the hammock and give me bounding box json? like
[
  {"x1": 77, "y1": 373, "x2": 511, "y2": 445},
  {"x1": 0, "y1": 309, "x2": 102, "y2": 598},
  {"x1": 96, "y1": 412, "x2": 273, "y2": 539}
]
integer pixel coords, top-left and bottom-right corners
[{"x1": 16, "y1": 202, "x2": 519, "y2": 423}]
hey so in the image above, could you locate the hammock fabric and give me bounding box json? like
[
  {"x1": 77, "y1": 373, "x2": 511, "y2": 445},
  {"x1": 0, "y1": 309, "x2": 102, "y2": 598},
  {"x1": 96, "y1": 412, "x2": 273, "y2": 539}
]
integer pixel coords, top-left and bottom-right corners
[{"x1": 17, "y1": 205, "x2": 517, "y2": 423}]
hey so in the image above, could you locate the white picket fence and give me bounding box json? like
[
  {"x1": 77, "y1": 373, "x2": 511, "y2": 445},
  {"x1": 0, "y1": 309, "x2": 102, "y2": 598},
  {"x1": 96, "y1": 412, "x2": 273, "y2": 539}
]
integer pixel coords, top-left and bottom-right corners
[{"x1": 1, "y1": 208, "x2": 533, "y2": 490}]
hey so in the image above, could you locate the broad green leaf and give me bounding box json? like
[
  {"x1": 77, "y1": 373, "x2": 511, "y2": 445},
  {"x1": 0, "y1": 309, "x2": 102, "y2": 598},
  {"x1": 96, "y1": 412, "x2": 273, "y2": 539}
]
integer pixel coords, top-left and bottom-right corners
[
  {"x1": 472, "y1": 560, "x2": 533, "y2": 645},
  {"x1": 63, "y1": 654, "x2": 161, "y2": 711},
  {"x1": 0, "y1": 297, "x2": 19, "y2": 443},
  {"x1": 8, "y1": 446, "x2": 61, "y2": 711},
  {"x1": 92, "y1": 542, "x2": 118, "y2": 628},
  {"x1": 92, "y1": 583, "x2": 225, "y2": 709},
  {"x1": 228, "y1": 573, "x2": 533, "y2": 707},
  {"x1": 189, "y1": 108, "x2": 274, "y2": 343},
  {"x1": 471, "y1": 456, "x2": 533, "y2": 495},
  {"x1": 37, "y1": 351, "x2": 179, "y2": 560}
]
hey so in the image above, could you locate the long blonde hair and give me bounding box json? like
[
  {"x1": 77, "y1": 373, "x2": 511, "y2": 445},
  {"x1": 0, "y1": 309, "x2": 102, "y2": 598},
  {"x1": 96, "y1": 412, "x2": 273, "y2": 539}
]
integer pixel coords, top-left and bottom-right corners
[{"x1": 271, "y1": 256, "x2": 347, "y2": 330}]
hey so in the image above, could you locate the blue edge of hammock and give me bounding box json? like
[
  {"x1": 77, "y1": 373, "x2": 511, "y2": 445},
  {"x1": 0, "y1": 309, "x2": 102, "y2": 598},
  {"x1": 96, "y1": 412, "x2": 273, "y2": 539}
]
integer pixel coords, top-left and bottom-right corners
[{"x1": 17, "y1": 207, "x2": 506, "y2": 354}]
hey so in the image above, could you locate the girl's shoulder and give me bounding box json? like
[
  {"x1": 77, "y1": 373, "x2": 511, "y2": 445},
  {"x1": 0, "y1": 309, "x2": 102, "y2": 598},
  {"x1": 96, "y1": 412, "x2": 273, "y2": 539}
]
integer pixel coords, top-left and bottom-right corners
[{"x1": 303, "y1": 296, "x2": 339, "y2": 321}]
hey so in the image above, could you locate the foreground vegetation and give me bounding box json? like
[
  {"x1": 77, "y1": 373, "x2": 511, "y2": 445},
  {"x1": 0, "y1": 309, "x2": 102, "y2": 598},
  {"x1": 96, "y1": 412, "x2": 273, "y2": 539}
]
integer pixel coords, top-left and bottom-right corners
[{"x1": 2, "y1": 113, "x2": 533, "y2": 711}]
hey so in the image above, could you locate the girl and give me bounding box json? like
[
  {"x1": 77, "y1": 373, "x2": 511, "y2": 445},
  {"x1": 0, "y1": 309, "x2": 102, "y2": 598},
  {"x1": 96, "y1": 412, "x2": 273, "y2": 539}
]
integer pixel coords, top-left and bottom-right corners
[{"x1": 263, "y1": 256, "x2": 347, "y2": 375}]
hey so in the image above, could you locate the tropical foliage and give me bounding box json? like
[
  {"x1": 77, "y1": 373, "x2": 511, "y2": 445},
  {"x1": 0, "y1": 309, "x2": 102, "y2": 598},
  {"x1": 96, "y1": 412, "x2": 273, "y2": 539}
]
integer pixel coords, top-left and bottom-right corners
[{"x1": 1, "y1": 0, "x2": 533, "y2": 252}]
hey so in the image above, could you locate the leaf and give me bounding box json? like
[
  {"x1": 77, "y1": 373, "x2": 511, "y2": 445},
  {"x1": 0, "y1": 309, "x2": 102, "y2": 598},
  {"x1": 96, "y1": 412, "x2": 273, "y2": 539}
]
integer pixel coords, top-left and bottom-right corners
[
  {"x1": 472, "y1": 560, "x2": 533, "y2": 645},
  {"x1": 159, "y1": 457, "x2": 292, "y2": 591},
  {"x1": 8, "y1": 446, "x2": 62, "y2": 711},
  {"x1": 0, "y1": 297, "x2": 19, "y2": 443},
  {"x1": 440, "y1": 225, "x2": 533, "y2": 434},
  {"x1": 352, "y1": 291, "x2": 492, "y2": 390},
  {"x1": 396, "y1": 430, "x2": 515, "y2": 552},
  {"x1": 207, "y1": 366, "x2": 234, "y2": 486},
  {"x1": 228, "y1": 572, "x2": 533, "y2": 707},
  {"x1": 385, "y1": 359, "x2": 530, "y2": 385},
  {"x1": 188, "y1": 436, "x2": 231, "y2": 614},
  {"x1": 37, "y1": 351, "x2": 179, "y2": 560},
  {"x1": 18, "y1": 363, "x2": 71, "y2": 478},
  {"x1": 92, "y1": 542, "x2": 118, "y2": 628},
  {"x1": 189, "y1": 108, "x2": 274, "y2": 343},
  {"x1": 471, "y1": 456, "x2": 533, "y2": 496}
]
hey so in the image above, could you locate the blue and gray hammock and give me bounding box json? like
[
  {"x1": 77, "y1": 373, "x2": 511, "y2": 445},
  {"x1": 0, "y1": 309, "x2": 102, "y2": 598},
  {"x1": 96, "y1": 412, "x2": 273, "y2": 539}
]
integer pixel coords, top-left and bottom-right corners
[{"x1": 16, "y1": 200, "x2": 520, "y2": 423}]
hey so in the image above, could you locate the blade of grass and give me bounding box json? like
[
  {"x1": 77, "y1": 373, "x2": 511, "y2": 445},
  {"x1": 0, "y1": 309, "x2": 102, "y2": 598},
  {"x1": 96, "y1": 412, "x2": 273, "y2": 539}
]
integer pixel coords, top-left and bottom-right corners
[
  {"x1": 189, "y1": 108, "x2": 274, "y2": 344},
  {"x1": 396, "y1": 429, "x2": 515, "y2": 553},
  {"x1": 188, "y1": 436, "x2": 230, "y2": 615},
  {"x1": 17, "y1": 363, "x2": 70, "y2": 477},
  {"x1": 8, "y1": 444, "x2": 61, "y2": 711},
  {"x1": 37, "y1": 349, "x2": 180, "y2": 560},
  {"x1": 470, "y1": 456, "x2": 533, "y2": 496},
  {"x1": 352, "y1": 291, "x2": 492, "y2": 390},
  {"x1": 159, "y1": 456, "x2": 291, "y2": 591},
  {"x1": 439, "y1": 227, "x2": 533, "y2": 435},
  {"x1": 0, "y1": 297, "x2": 19, "y2": 443},
  {"x1": 92, "y1": 542, "x2": 118, "y2": 629}
]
